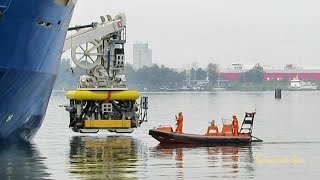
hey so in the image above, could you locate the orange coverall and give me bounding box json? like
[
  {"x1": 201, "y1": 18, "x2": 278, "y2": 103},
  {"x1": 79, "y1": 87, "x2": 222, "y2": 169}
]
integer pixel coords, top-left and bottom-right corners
[
  {"x1": 206, "y1": 124, "x2": 219, "y2": 134},
  {"x1": 232, "y1": 117, "x2": 239, "y2": 136},
  {"x1": 175, "y1": 115, "x2": 183, "y2": 133}
]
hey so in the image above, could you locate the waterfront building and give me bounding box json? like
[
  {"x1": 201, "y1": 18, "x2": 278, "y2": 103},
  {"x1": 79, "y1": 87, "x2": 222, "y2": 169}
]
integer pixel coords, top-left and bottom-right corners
[{"x1": 133, "y1": 43, "x2": 152, "y2": 70}]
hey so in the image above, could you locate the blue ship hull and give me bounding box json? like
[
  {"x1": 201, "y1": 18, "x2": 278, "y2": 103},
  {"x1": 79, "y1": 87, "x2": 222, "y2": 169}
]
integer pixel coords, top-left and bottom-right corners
[{"x1": 0, "y1": 0, "x2": 76, "y2": 143}]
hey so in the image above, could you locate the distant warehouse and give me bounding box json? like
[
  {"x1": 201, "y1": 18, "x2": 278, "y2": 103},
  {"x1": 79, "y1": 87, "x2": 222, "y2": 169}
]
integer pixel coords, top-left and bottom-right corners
[{"x1": 221, "y1": 63, "x2": 320, "y2": 81}]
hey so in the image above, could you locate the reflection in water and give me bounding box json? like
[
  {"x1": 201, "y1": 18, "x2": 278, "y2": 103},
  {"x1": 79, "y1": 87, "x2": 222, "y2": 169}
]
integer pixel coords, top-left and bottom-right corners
[
  {"x1": 155, "y1": 144, "x2": 255, "y2": 179},
  {"x1": 208, "y1": 146, "x2": 241, "y2": 174},
  {"x1": 176, "y1": 147, "x2": 184, "y2": 179},
  {"x1": 0, "y1": 143, "x2": 50, "y2": 179},
  {"x1": 69, "y1": 136, "x2": 141, "y2": 180}
]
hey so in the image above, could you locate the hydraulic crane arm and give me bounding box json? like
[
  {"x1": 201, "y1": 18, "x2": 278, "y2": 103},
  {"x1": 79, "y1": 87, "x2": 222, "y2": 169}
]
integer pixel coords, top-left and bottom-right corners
[{"x1": 62, "y1": 13, "x2": 126, "y2": 52}]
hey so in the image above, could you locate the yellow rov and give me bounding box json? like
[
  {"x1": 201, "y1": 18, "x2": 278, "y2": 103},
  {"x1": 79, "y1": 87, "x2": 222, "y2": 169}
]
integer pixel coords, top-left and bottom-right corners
[
  {"x1": 65, "y1": 89, "x2": 148, "y2": 133},
  {"x1": 62, "y1": 13, "x2": 148, "y2": 133}
]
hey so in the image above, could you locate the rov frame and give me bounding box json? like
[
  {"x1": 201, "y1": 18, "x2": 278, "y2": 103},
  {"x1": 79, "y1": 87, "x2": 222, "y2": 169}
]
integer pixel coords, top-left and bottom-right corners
[{"x1": 66, "y1": 96, "x2": 148, "y2": 133}]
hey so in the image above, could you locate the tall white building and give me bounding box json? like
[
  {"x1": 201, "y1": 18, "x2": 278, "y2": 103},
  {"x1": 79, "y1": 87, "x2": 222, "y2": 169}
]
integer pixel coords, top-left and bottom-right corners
[{"x1": 133, "y1": 43, "x2": 152, "y2": 70}]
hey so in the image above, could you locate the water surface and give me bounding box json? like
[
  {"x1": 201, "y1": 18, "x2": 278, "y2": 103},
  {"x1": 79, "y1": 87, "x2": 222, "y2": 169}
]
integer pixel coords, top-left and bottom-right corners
[{"x1": 1, "y1": 91, "x2": 320, "y2": 179}]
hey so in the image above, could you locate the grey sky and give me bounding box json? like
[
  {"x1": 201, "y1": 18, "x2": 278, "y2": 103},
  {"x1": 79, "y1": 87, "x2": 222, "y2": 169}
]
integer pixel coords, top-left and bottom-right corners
[{"x1": 67, "y1": 0, "x2": 320, "y2": 68}]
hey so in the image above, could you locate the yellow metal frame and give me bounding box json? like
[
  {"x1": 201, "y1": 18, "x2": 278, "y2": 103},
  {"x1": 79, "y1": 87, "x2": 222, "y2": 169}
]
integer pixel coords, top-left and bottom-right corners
[
  {"x1": 66, "y1": 90, "x2": 140, "y2": 100},
  {"x1": 84, "y1": 119, "x2": 131, "y2": 129}
]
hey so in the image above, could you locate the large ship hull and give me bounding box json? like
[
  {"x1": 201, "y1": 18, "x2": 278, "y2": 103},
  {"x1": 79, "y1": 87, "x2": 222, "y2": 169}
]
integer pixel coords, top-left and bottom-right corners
[{"x1": 0, "y1": 0, "x2": 77, "y2": 143}]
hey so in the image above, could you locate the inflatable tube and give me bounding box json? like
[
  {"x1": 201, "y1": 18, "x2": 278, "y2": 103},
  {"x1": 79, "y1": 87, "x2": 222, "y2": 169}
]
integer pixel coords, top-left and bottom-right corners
[{"x1": 66, "y1": 90, "x2": 140, "y2": 100}]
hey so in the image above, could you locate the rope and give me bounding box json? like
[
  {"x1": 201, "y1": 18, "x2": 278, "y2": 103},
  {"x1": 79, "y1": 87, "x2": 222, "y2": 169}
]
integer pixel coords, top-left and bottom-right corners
[{"x1": 251, "y1": 135, "x2": 263, "y2": 142}]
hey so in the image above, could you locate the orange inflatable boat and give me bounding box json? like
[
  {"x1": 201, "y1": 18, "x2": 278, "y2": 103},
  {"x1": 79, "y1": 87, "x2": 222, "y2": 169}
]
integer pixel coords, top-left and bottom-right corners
[{"x1": 149, "y1": 112, "x2": 262, "y2": 145}]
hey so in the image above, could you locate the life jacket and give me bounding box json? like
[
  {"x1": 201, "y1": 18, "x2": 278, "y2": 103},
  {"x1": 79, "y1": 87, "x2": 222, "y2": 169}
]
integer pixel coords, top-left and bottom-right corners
[
  {"x1": 232, "y1": 118, "x2": 239, "y2": 127},
  {"x1": 177, "y1": 115, "x2": 183, "y2": 124}
]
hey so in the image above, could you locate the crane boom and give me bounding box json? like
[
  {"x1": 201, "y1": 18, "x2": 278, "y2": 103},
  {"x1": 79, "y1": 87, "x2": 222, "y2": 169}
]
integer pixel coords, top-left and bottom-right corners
[{"x1": 62, "y1": 13, "x2": 126, "y2": 52}]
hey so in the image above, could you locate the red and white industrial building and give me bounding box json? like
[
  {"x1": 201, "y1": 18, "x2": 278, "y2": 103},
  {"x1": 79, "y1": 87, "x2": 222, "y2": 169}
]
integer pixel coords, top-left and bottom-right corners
[{"x1": 221, "y1": 63, "x2": 320, "y2": 81}]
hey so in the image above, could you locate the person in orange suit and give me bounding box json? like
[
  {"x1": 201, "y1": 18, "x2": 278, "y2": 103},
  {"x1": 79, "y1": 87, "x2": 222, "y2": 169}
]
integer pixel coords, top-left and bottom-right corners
[
  {"x1": 206, "y1": 120, "x2": 219, "y2": 135},
  {"x1": 232, "y1": 114, "x2": 239, "y2": 136},
  {"x1": 175, "y1": 112, "x2": 184, "y2": 133}
]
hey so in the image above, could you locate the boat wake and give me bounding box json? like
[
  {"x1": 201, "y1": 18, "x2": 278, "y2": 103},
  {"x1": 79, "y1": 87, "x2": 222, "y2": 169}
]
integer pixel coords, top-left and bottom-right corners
[{"x1": 256, "y1": 141, "x2": 320, "y2": 145}]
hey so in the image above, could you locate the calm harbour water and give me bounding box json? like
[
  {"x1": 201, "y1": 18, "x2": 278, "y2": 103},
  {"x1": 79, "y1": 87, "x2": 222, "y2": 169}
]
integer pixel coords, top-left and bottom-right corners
[{"x1": 1, "y1": 91, "x2": 320, "y2": 179}]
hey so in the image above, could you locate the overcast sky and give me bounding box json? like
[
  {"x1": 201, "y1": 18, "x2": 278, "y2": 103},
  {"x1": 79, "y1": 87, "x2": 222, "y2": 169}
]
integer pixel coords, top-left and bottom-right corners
[{"x1": 66, "y1": 0, "x2": 320, "y2": 68}]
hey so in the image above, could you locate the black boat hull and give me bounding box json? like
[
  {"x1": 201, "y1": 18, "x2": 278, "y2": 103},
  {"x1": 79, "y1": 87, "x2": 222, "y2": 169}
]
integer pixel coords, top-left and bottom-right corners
[{"x1": 149, "y1": 129, "x2": 252, "y2": 145}]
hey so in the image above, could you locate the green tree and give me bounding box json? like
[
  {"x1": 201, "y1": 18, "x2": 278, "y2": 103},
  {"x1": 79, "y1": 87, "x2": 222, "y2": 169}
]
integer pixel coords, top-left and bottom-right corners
[
  {"x1": 240, "y1": 63, "x2": 265, "y2": 83},
  {"x1": 124, "y1": 63, "x2": 136, "y2": 85},
  {"x1": 54, "y1": 58, "x2": 86, "y2": 90},
  {"x1": 196, "y1": 68, "x2": 207, "y2": 80},
  {"x1": 206, "y1": 63, "x2": 219, "y2": 86},
  {"x1": 131, "y1": 64, "x2": 184, "y2": 90}
]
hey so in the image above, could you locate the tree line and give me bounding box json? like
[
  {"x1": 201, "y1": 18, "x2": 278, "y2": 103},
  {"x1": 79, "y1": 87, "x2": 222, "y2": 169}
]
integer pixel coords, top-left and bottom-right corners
[{"x1": 54, "y1": 59, "x2": 265, "y2": 91}]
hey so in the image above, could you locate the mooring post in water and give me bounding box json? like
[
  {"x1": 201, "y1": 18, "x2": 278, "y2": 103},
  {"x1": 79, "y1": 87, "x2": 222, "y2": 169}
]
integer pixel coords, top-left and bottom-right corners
[{"x1": 275, "y1": 88, "x2": 281, "y2": 99}]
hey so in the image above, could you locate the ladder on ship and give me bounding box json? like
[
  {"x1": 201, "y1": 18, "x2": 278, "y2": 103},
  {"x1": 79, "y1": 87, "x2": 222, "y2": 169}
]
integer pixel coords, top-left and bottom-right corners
[
  {"x1": 0, "y1": 0, "x2": 12, "y2": 17},
  {"x1": 239, "y1": 112, "x2": 256, "y2": 134},
  {"x1": 239, "y1": 112, "x2": 263, "y2": 142}
]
